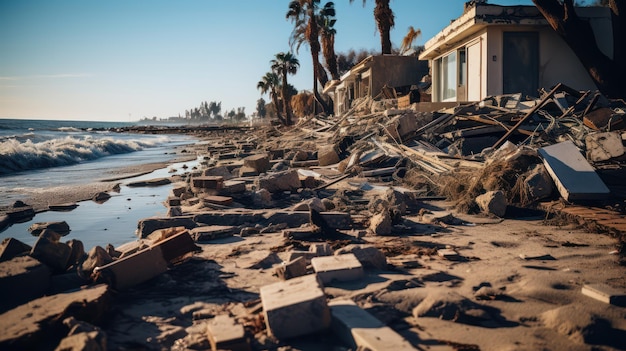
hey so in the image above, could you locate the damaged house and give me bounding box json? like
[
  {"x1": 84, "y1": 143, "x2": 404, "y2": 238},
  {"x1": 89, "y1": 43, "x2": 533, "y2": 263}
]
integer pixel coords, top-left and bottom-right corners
[
  {"x1": 419, "y1": 2, "x2": 613, "y2": 102},
  {"x1": 324, "y1": 55, "x2": 427, "y2": 116}
]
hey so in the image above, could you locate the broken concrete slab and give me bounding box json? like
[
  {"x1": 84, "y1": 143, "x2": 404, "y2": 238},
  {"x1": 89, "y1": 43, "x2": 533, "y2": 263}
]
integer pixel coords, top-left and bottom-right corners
[
  {"x1": 221, "y1": 180, "x2": 246, "y2": 194},
  {"x1": 126, "y1": 177, "x2": 171, "y2": 187},
  {"x1": 206, "y1": 315, "x2": 250, "y2": 351},
  {"x1": 282, "y1": 225, "x2": 321, "y2": 240},
  {"x1": 136, "y1": 216, "x2": 197, "y2": 238},
  {"x1": 28, "y1": 221, "x2": 71, "y2": 236},
  {"x1": 0, "y1": 284, "x2": 110, "y2": 351},
  {"x1": 581, "y1": 283, "x2": 626, "y2": 306},
  {"x1": 260, "y1": 274, "x2": 330, "y2": 339},
  {"x1": 264, "y1": 210, "x2": 351, "y2": 230},
  {"x1": 538, "y1": 141, "x2": 610, "y2": 201},
  {"x1": 585, "y1": 131, "x2": 624, "y2": 162},
  {"x1": 329, "y1": 299, "x2": 417, "y2": 351},
  {"x1": 311, "y1": 254, "x2": 364, "y2": 284},
  {"x1": 93, "y1": 246, "x2": 168, "y2": 291},
  {"x1": 201, "y1": 195, "x2": 234, "y2": 206},
  {"x1": 190, "y1": 225, "x2": 236, "y2": 242},
  {"x1": 0, "y1": 256, "x2": 51, "y2": 313}
]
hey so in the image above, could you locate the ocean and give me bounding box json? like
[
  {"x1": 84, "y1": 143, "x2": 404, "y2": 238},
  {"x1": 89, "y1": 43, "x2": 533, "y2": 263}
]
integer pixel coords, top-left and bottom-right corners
[{"x1": 0, "y1": 118, "x2": 199, "y2": 249}]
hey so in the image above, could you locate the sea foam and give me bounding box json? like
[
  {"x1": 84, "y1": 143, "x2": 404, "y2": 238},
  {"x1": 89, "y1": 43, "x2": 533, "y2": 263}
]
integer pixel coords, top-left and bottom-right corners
[{"x1": 0, "y1": 135, "x2": 161, "y2": 175}]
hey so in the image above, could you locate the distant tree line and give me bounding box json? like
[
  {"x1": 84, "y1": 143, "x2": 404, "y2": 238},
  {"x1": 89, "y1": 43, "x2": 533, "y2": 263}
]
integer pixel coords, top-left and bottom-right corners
[{"x1": 183, "y1": 101, "x2": 246, "y2": 123}]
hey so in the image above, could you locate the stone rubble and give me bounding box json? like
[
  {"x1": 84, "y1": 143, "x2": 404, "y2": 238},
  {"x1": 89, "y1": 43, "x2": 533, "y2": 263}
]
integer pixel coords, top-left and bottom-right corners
[{"x1": 1, "y1": 85, "x2": 626, "y2": 350}]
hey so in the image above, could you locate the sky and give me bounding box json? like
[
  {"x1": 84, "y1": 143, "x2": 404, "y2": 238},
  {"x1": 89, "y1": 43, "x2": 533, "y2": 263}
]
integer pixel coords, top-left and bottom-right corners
[{"x1": 0, "y1": 0, "x2": 535, "y2": 122}]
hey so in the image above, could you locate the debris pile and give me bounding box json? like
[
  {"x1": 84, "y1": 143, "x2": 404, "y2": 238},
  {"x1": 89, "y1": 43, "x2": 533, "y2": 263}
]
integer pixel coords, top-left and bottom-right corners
[{"x1": 1, "y1": 83, "x2": 626, "y2": 350}]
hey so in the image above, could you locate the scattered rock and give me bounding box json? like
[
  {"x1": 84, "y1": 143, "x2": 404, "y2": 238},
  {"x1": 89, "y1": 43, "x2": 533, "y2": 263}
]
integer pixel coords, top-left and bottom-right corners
[
  {"x1": 28, "y1": 221, "x2": 71, "y2": 236},
  {"x1": 475, "y1": 190, "x2": 507, "y2": 217}
]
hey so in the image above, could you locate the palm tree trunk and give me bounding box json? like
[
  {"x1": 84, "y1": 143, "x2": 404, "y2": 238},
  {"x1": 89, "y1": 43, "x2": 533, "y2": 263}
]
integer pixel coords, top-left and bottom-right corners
[
  {"x1": 532, "y1": 0, "x2": 626, "y2": 98},
  {"x1": 306, "y1": 2, "x2": 330, "y2": 114}
]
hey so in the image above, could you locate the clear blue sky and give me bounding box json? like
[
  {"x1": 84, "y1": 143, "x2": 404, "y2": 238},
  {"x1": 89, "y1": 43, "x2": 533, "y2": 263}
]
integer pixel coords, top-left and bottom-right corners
[{"x1": 0, "y1": 0, "x2": 534, "y2": 122}]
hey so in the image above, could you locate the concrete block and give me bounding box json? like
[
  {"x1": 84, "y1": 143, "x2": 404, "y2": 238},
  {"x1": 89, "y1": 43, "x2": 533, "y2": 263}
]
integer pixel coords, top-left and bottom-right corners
[
  {"x1": 475, "y1": 190, "x2": 507, "y2": 217},
  {"x1": 0, "y1": 238, "x2": 31, "y2": 263},
  {"x1": 202, "y1": 195, "x2": 233, "y2": 206},
  {"x1": 30, "y1": 230, "x2": 72, "y2": 272},
  {"x1": 538, "y1": 141, "x2": 610, "y2": 201},
  {"x1": 221, "y1": 180, "x2": 246, "y2": 194},
  {"x1": 286, "y1": 251, "x2": 318, "y2": 264},
  {"x1": 438, "y1": 249, "x2": 461, "y2": 261},
  {"x1": 94, "y1": 246, "x2": 168, "y2": 291},
  {"x1": 194, "y1": 211, "x2": 265, "y2": 226},
  {"x1": 311, "y1": 254, "x2": 364, "y2": 284},
  {"x1": 282, "y1": 225, "x2": 320, "y2": 240},
  {"x1": 335, "y1": 245, "x2": 387, "y2": 270},
  {"x1": 260, "y1": 274, "x2": 330, "y2": 339},
  {"x1": 274, "y1": 256, "x2": 307, "y2": 280},
  {"x1": 81, "y1": 246, "x2": 113, "y2": 275},
  {"x1": 319, "y1": 211, "x2": 352, "y2": 230},
  {"x1": 309, "y1": 243, "x2": 332, "y2": 256},
  {"x1": 370, "y1": 211, "x2": 392, "y2": 236},
  {"x1": 191, "y1": 176, "x2": 224, "y2": 192},
  {"x1": 585, "y1": 131, "x2": 624, "y2": 162},
  {"x1": 166, "y1": 197, "x2": 181, "y2": 206},
  {"x1": 329, "y1": 299, "x2": 417, "y2": 351},
  {"x1": 524, "y1": 165, "x2": 554, "y2": 201},
  {"x1": 255, "y1": 170, "x2": 301, "y2": 193},
  {"x1": 206, "y1": 315, "x2": 250, "y2": 351},
  {"x1": 238, "y1": 165, "x2": 258, "y2": 177},
  {"x1": 203, "y1": 165, "x2": 235, "y2": 180},
  {"x1": 317, "y1": 145, "x2": 340, "y2": 166},
  {"x1": 0, "y1": 256, "x2": 51, "y2": 313},
  {"x1": 190, "y1": 225, "x2": 235, "y2": 242},
  {"x1": 243, "y1": 154, "x2": 270, "y2": 173},
  {"x1": 28, "y1": 221, "x2": 70, "y2": 236},
  {"x1": 152, "y1": 231, "x2": 199, "y2": 263},
  {"x1": 582, "y1": 283, "x2": 626, "y2": 306}
]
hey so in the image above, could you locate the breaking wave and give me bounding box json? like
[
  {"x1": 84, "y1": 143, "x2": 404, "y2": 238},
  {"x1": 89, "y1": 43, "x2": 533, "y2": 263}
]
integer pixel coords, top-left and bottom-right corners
[{"x1": 0, "y1": 135, "x2": 161, "y2": 175}]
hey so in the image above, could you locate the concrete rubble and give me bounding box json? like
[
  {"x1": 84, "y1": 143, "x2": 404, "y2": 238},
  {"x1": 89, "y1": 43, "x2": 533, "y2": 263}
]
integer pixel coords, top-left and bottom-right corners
[{"x1": 1, "y1": 84, "x2": 626, "y2": 349}]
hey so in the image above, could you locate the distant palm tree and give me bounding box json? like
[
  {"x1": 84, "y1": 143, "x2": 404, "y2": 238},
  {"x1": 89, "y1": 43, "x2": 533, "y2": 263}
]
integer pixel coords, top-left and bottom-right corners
[
  {"x1": 287, "y1": 0, "x2": 330, "y2": 114},
  {"x1": 400, "y1": 26, "x2": 421, "y2": 55},
  {"x1": 318, "y1": 2, "x2": 340, "y2": 80},
  {"x1": 257, "y1": 72, "x2": 286, "y2": 125},
  {"x1": 350, "y1": 0, "x2": 395, "y2": 54},
  {"x1": 271, "y1": 52, "x2": 300, "y2": 126}
]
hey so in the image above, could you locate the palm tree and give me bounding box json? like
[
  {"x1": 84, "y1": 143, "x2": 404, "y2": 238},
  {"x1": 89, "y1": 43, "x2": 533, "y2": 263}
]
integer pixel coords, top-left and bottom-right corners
[
  {"x1": 287, "y1": 0, "x2": 330, "y2": 114},
  {"x1": 318, "y1": 2, "x2": 340, "y2": 81},
  {"x1": 271, "y1": 52, "x2": 300, "y2": 126},
  {"x1": 350, "y1": 0, "x2": 395, "y2": 54},
  {"x1": 257, "y1": 72, "x2": 286, "y2": 125},
  {"x1": 400, "y1": 26, "x2": 421, "y2": 55}
]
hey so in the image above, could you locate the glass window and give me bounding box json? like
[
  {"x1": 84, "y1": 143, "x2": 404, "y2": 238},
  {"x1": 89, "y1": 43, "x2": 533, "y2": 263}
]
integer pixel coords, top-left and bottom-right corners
[
  {"x1": 459, "y1": 49, "x2": 466, "y2": 86},
  {"x1": 441, "y1": 52, "x2": 457, "y2": 101}
]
